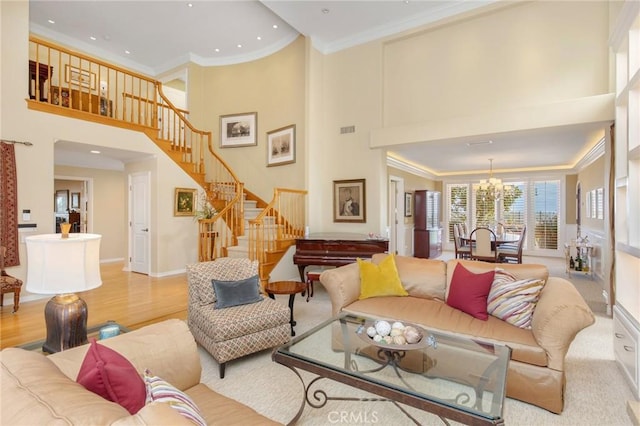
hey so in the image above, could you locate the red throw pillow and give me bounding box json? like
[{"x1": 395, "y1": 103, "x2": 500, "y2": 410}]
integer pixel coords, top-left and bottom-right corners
[
  {"x1": 446, "y1": 263, "x2": 495, "y2": 320},
  {"x1": 76, "y1": 338, "x2": 146, "y2": 414}
]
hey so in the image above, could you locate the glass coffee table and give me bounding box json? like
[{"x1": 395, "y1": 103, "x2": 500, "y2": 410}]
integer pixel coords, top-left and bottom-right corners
[
  {"x1": 272, "y1": 313, "x2": 510, "y2": 425},
  {"x1": 18, "y1": 321, "x2": 129, "y2": 352}
]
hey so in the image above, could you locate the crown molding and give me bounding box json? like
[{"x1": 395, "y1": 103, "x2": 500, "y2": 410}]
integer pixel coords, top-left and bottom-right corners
[{"x1": 387, "y1": 156, "x2": 437, "y2": 180}]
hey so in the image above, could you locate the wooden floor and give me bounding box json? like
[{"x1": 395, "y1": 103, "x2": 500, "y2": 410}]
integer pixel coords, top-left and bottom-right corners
[{"x1": 0, "y1": 262, "x2": 187, "y2": 349}]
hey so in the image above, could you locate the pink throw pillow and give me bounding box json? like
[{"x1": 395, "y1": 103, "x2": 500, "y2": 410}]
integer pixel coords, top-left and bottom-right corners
[
  {"x1": 76, "y1": 338, "x2": 146, "y2": 414},
  {"x1": 446, "y1": 263, "x2": 495, "y2": 320}
]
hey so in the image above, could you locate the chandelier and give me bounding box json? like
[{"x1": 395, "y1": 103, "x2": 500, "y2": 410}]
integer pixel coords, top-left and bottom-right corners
[{"x1": 475, "y1": 159, "x2": 511, "y2": 202}]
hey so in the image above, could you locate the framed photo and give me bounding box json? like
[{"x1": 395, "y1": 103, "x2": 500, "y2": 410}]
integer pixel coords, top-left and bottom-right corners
[
  {"x1": 174, "y1": 187, "x2": 197, "y2": 216},
  {"x1": 220, "y1": 112, "x2": 257, "y2": 148},
  {"x1": 65, "y1": 64, "x2": 96, "y2": 90},
  {"x1": 267, "y1": 124, "x2": 295, "y2": 167},
  {"x1": 404, "y1": 192, "x2": 413, "y2": 217},
  {"x1": 71, "y1": 192, "x2": 80, "y2": 209},
  {"x1": 333, "y1": 179, "x2": 366, "y2": 223}
]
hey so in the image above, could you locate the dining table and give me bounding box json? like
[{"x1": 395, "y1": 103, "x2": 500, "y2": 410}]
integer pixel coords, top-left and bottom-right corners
[{"x1": 461, "y1": 231, "x2": 521, "y2": 250}]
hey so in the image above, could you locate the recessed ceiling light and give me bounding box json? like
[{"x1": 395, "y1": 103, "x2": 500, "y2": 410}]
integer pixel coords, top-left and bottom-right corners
[
  {"x1": 47, "y1": 19, "x2": 55, "y2": 24},
  {"x1": 89, "y1": 36, "x2": 96, "y2": 41},
  {"x1": 257, "y1": 36, "x2": 262, "y2": 41},
  {"x1": 90, "y1": 150, "x2": 101, "y2": 154},
  {"x1": 214, "y1": 48, "x2": 220, "y2": 52},
  {"x1": 187, "y1": 3, "x2": 193, "y2": 7},
  {"x1": 322, "y1": 8, "x2": 330, "y2": 14},
  {"x1": 125, "y1": 50, "x2": 131, "y2": 54},
  {"x1": 272, "y1": 24, "x2": 278, "y2": 29},
  {"x1": 237, "y1": 44, "x2": 242, "y2": 48}
]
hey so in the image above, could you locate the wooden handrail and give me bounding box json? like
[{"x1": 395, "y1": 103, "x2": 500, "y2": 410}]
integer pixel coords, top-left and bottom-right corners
[{"x1": 247, "y1": 188, "x2": 307, "y2": 264}]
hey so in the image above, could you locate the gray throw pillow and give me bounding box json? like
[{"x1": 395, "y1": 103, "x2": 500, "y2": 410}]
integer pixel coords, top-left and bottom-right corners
[{"x1": 212, "y1": 275, "x2": 262, "y2": 309}]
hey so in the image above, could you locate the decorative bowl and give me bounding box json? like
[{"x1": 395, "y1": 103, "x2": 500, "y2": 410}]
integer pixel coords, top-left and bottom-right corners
[{"x1": 355, "y1": 319, "x2": 434, "y2": 351}]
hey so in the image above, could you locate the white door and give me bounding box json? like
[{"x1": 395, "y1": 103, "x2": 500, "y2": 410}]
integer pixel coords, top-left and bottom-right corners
[{"x1": 130, "y1": 172, "x2": 150, "y2": 274}]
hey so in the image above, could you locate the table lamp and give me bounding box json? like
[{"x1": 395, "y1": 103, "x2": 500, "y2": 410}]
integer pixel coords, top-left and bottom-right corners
[{"x1": 25, "y1": 233, "x2": 102, "y2": 353}]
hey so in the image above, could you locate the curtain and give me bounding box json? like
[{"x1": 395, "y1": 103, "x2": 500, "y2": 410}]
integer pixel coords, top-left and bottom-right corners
[{"x1": 0, "y1": 142, "x2": 19, "y2": 266}]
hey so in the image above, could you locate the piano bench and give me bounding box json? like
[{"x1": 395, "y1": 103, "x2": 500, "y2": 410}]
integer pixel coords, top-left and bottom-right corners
[{"x1": 305, "y1": 271, "x2": 322, "y2": 302}]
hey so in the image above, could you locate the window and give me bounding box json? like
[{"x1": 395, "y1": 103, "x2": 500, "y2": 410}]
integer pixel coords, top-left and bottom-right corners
[
  {"x1": 501, "y1": 182, "x2": 526, "y2": 231},
  {"x1": 445, "y1": 178, "x2": 560, "y2": 253},
  {"x1": 447, "y1": 184, "x2": 468, "y2": 241},
  {"x1": 596, "y1": 187, "x2": 604, "y2": 220},
  {"x1": 532, "y1": 180, "x2": 559, "y2": 250}
]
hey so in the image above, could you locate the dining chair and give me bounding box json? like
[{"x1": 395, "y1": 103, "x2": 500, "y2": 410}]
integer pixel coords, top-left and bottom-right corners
[
  {"x1": 469, "y1": 227, "x2": 498, "y2": 263},
  {"x1": 453, "y1": 224, "x2": 471, "y2": 259},
  {"x1": 498, "y1": 225, "x2": 526, "y2": 264}
]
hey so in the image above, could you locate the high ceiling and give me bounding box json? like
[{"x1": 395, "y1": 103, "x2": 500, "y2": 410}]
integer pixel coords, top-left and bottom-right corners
[{"x1": 29, "y1": 0, "x2": 609, "y2": 176}]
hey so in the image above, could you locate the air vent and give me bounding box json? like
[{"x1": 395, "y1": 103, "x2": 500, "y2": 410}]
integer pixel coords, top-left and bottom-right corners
[{"x1": 340, "y1": 125, "x2": 355, "y2": 134}]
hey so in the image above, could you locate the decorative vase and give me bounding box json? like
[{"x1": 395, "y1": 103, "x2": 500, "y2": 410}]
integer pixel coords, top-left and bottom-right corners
[{"x1": 60, "y1": 223, "x2": 72, "y2": 238}]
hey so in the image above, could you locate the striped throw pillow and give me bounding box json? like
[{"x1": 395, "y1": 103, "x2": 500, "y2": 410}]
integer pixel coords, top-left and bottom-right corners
[
  {"x1": 144, "y1": 370, "x2": 206, "y2": 426},
  {"x1": 487, "y1": 269, "x2": 545, "y2": 329}
]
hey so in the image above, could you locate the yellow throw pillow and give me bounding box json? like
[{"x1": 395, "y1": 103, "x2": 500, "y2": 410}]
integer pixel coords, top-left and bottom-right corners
[{"x1": 358, "y1": 254, "x2": 408, "y2": 299}]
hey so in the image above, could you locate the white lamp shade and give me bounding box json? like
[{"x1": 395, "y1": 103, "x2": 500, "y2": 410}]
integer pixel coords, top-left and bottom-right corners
[{"x1": 26, "y1": 234, "x2": 102, "y2": 294}]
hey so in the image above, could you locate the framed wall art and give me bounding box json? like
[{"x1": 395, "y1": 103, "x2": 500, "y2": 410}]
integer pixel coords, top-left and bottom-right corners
[
  {"x1": 71, "y1": 192, "x2": 80, "y2": 209},
  {"x1": 267, "y1": 124, "x2": 295, "y2": 167},
  {"x1": 174, "y1": 187, "x2": 197, "y2": 216},
  {"x1": 333, "y1": 179, "x2": 366, "y2": 223},
  {"x1": 220, "y1": 112, "x2": 257, "y2": 148},
  {"x1": 404, "y1": 192, "x2": 413, "y2": 217},
  {"x1": 65, "y1": 64, "x2": 96, "y2": 90}
]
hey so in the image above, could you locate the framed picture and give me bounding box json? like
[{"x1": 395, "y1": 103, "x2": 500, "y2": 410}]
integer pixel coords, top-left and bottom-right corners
[
  {"x1": 267, "y1": 124, "x2": 295, "y2": 167},
  {"x1": 55, "y1": 190, "x2": 69, "y2": 213},
  {"x1": 174, "y1": 187, "x2": 197, "y2": 216},
  {"x1": 220, "y1": 112, "x2": 257, "y2": 148},
  {"x1": 333, "y1": 179, "x2": 366, "y2": 223},
  {"x1": 404, "y1": 192, "x2": 413, "y2": 217},
  {"x1": 65, "y1": 64, "x2": 96, "y2": 90},
  {"x1": 71, "y1": 192, "x2": 80, "y2": 209}
]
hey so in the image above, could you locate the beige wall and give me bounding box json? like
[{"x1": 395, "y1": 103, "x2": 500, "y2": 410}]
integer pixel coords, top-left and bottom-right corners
[
  {"x1": 371, "y1": 1, "x2": 613, "y2": 151},
  {"x1": 187, "y1": 37, "x2": 307, "y2": 203}
]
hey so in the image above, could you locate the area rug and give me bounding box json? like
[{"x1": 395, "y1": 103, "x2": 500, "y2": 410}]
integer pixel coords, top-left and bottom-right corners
[{"x1": 198, "y1": 280, "x2": 634, "y2": 425}]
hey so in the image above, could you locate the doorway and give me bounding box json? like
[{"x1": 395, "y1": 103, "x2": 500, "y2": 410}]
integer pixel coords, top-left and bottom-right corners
[
  {"x1": 54, "y1": 176, "x2": 93, "y2": 234},
  {"x1": 388, "y1": 175, "x2": 407, "y2": 256}
]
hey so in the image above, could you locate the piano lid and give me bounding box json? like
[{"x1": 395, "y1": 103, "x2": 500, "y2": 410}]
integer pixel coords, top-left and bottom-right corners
[{"x1": 301, "y1": 232, "x2": 388, "y2": 242}]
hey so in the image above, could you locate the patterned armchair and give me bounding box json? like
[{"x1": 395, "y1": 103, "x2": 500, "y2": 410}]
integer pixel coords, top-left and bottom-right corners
[{"x1": 186, "y1": 257, "x2": 290, "y2": 378}]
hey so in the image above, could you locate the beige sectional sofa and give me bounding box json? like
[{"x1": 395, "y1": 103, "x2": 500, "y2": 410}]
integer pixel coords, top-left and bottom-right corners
[
  {"x1": 320, "y1": 255, "x2": 595, "y2": 414},
  {"x1": 1, "y1": 319, "x2": 280, "y2": 425}
]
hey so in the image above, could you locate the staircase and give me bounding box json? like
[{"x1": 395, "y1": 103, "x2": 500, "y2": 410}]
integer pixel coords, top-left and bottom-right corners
[{"x1": 27, "y1": 36, "x2": 307, "y2": 284}]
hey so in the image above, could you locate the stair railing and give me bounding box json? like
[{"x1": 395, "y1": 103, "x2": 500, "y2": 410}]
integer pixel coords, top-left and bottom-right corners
[{"x1": 247, "y1": 188, "x2": 308, "y2": 264}]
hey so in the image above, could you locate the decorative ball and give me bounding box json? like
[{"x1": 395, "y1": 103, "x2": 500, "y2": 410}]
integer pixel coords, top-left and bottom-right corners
[
  {"x1": 392, "y1": 321, "x2": 405, "y2": 330},
  {"x1": 374, "y1": 320, "x2": 391, "y2": 337},
  {"x1": 390, "y1": 328, "x2": 404, "y2": 337},
  {"x1": 373, "y1": 334, "x2": 384, "y2": 343},
  {"x1": 393, "y1": 335, "x2": 407, "y2": 345},
  {"x1": 366, "y1": 326, "x2": 377, "y2": 338},
  {"x1": 403, "y1": 326, "x2": 423, "y2": 344}
]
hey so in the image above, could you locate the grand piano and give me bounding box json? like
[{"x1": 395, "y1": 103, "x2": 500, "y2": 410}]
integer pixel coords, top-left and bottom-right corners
[{"x1": 293, "y1": 232, "x2": 389, "y2": 281}]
